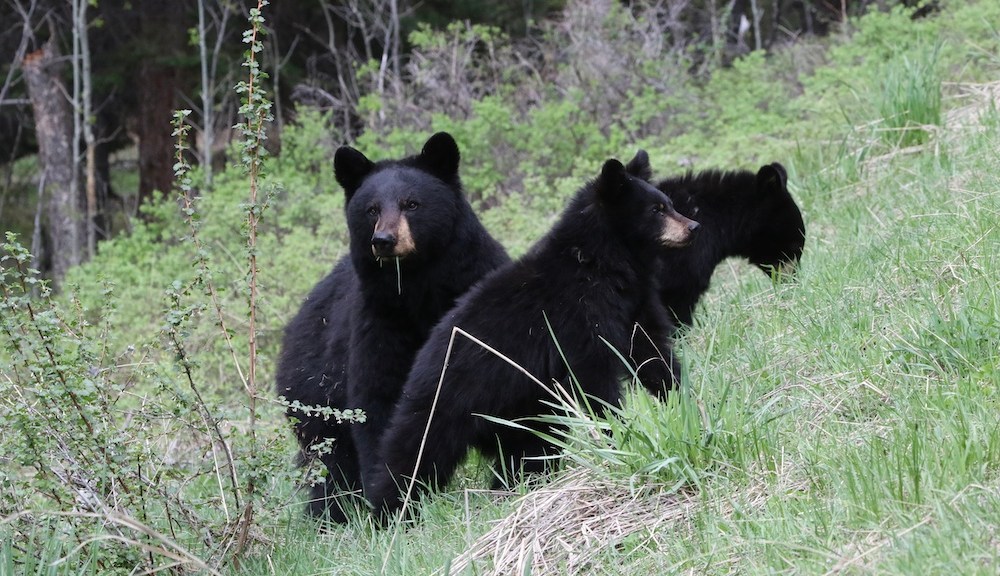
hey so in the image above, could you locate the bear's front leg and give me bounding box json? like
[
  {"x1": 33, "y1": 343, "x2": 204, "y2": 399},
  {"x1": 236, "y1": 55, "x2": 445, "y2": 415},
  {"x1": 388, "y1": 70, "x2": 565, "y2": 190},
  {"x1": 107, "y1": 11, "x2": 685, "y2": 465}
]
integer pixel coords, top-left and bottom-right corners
[
  {"x1": 368, "y1": 396, "x2": 474, "y2": 526},
  {"x1": 630, "y1": 299, "x2": 683, "y2": 399},
  {"x1": 346, "y1": 312, "x2": 422, "y2": 492}
]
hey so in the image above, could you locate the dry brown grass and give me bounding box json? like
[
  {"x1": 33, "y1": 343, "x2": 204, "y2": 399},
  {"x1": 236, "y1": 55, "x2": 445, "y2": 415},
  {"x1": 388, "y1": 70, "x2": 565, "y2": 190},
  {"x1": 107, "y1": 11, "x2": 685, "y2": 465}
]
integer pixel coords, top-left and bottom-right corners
[
  {"x1": 445, "y1": 463, "x2": 807, "y2": 576},
  {"x1": 444, "y1": 467, "x2": 697, "y2": 575},
  {"x1": 944, "y1": 80, "x2": 1000, "y2": 130}
]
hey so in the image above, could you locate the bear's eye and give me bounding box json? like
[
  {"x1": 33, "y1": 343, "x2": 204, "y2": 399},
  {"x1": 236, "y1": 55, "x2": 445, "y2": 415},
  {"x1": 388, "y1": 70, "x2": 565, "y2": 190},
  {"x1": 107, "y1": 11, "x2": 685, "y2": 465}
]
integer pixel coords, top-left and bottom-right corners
[
  {"x1": 403, "y1": 200, "x2": 419, "y2": 211},
  {"x1": 652, "y1": 203, "x2": 665, "y2": 213},
  {"x1": 366, "y1": 205, "x2": 379, "y2": 217}
]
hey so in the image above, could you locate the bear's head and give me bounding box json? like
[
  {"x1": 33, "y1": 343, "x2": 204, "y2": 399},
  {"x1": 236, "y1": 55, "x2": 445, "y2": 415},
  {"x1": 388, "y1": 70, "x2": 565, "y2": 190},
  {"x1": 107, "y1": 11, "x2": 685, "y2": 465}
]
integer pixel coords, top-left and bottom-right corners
[
  {"x1": 334, "y1": 132, "x2": 464, "y2": 265},
  {"x1": 597, "y1": 150, "x2": 701, "y2": 253},
  {"x1": 745, "y1": 162, "x2": 805, "y2": 277}
]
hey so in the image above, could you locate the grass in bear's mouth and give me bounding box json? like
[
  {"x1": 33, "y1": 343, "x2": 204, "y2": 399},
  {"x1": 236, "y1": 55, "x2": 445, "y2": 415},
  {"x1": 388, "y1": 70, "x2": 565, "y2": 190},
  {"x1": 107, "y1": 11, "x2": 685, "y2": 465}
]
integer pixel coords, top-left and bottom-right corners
[
  {"x1": 374, "y1": 256, "x2": 404, "y2": 295},
  {"x1": 395, "y1": 257, "x2": 402, "y2": 294}
]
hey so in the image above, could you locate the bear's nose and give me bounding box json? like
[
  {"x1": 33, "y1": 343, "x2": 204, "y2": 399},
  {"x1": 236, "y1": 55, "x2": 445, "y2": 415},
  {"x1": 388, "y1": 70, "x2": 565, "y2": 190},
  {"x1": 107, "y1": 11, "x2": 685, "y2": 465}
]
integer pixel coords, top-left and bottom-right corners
[
  {"x1": 686, "y1": 220, "x2": 700, "y2": 233},
  {"x1": 371, "y1": 232, "x2": 397, "y2": 254}
]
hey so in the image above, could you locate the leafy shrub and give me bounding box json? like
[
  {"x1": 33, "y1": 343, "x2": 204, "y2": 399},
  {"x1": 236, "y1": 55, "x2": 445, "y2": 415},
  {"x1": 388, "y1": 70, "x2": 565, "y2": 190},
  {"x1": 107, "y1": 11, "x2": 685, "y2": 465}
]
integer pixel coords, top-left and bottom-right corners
[
  {"x1": 0, "y1": 8, "x2": 336, "y2": 571},
  {"x1": 0, "y1": 234, "x2": 296, "y2": 573}
]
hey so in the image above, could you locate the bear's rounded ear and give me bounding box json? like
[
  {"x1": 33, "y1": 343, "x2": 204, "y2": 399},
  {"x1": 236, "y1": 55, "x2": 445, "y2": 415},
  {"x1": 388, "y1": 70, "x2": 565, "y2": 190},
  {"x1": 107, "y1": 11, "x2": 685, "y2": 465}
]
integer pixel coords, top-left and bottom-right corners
[
  {"x1": 756, "y1": 162, "x2": 788, "y2": 194},
  {"x1": 334, "y1": 146, "x2": 375, "y2": 200},
  {"x1": 624, "y1": 149, "x2": 653, "y2": 182},
  {"x1": 597, "y1": 158, "x2": 627, "y2": 202},
  {"x1": 418, "y1": 132, "x2": 460, "y2": 182}
]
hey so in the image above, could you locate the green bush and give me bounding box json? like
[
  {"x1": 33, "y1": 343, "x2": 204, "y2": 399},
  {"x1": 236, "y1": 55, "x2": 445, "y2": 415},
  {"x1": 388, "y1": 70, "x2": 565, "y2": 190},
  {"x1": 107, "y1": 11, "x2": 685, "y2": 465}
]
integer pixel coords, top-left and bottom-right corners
[{"x1": 0, "y1": 234, "x2": 295, "y2": 572}]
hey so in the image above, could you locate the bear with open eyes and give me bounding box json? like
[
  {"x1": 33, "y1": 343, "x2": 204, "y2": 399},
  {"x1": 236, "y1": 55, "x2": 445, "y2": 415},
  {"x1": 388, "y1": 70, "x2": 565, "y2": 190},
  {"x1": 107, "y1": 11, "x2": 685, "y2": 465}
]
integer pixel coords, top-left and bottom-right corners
[
  {"x1": 365, "y1": 151, "x2": 699, "y2": 523},
  {"x1": 275, "y1": 132, "x2": 510, "y2": 523},
  {"x1": 655, "y1": 163, "x2": 805, "y2": 326}
]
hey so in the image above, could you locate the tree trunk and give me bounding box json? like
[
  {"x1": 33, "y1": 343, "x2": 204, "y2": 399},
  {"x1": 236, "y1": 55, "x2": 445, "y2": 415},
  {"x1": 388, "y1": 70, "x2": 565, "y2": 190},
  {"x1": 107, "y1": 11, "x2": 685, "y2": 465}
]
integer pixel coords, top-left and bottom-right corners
[
  {"x1": 749, "y1": 0, "x2": 762, "y2": 51},
  {"x1": 93, "y1": 112, "x2": 114, "y2": 239},
  {"x1": 136, "y1": 0, "x2": 183, "y2": 207},
  {"x1": 22, "y1": 39, "x2": 84, "y2": 286},
  {"x1": 768, "y1": 0, "x2": 782, "y2": 49},
  {"x1": 197, "y1": 0, "x2": 214, "y2": 188},
  {"x1": 137, "y1": 64, "x2": 178, "y2": 207},
  {"x1": 85, "y1": 144, "x2": 97, "y2": 252},
  {"x1": 76, "y1": 0, "x2": 98, "y2": 257}
]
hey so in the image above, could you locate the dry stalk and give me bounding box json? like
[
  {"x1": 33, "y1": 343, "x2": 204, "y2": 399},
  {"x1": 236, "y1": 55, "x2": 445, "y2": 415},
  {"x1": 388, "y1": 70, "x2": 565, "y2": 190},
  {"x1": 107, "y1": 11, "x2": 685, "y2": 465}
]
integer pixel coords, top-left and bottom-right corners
[
  {"x1": 446, "y1": 468, "x2": 697, "y2": 575},
  {"x1": 447, "y1": 460, "x2": 808, "y2": 576}
]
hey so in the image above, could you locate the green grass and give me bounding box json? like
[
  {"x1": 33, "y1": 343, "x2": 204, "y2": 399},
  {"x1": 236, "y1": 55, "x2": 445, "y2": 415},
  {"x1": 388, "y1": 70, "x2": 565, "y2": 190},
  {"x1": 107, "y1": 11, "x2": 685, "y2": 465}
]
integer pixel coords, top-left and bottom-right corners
[
  {"x1": 878, "y1": 44, "x2": 943, "y2": 147},
  {"x1": 221, "y1": 79, "x2": 999, "y2": 576},
  {"x1": 237, "y1": 86, "x2": 997, "y2": 576}
]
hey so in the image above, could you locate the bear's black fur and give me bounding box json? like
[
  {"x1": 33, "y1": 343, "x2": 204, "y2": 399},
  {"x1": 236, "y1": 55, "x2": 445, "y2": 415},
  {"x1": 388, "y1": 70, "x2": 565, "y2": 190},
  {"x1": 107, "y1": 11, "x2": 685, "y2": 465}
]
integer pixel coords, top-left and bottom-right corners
[
  {"x1": 656, "y1": 162, "x2": 805, "y2": 326},
  {"x1": 365, "y1": 151, "x2": 699, "y2": 521},
  {"x1": 276, "y1": 132, "x2": 510, "y2": 523}
]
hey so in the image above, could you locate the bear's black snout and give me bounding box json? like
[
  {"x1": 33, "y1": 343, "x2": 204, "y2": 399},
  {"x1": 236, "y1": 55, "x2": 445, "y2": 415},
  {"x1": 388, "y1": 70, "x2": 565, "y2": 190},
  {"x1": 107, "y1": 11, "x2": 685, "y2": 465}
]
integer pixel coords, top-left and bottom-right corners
[
  {"x1": 371, "y1": 232, "x2": 397, "y2": 256},
  {"x1": 687, "y1": 220, "x2": 700, "y2": 233}
]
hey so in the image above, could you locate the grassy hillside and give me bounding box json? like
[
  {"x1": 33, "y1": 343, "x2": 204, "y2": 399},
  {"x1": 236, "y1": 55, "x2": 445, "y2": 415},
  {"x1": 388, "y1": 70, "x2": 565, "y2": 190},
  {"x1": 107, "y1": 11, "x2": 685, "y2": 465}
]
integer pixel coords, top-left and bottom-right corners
[{"x1": 2, "y1": 2, "x2": 999, "y2": 574}]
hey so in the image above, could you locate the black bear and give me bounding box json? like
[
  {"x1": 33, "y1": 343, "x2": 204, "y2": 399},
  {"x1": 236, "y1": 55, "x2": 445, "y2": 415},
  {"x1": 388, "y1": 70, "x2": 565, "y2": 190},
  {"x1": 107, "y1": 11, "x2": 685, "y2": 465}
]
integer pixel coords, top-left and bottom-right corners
[
  {"x1": 276, "y1": 132, "x2": 510, "y2": 523},
  {"x1": 655, "y1": 163, "x2": 805, "y2": 326},
  {"x1": 365, "y1": 151, "x2": 699, "y2": 522}
]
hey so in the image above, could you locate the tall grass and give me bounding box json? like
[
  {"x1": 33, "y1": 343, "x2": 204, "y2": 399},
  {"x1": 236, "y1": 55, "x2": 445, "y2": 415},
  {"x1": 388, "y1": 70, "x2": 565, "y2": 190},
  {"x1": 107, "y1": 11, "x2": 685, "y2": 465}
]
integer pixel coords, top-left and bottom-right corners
[
  {"x1": 878, "y1": 44, "x2": 942, "y2": 148},
  {"x1": 234, "y1": 56, "x2": 998, "y2": 576},
  {"x1": 222, "y1": 100, "x2": 999, "y2": 575}
]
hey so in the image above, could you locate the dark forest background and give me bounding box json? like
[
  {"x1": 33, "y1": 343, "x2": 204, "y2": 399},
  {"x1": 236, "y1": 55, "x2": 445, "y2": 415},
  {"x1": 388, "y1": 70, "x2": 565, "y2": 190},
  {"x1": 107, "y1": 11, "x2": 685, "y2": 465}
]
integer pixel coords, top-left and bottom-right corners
[{"x1": 1, "y1": 0, "x2": 931, "y2": 285}]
